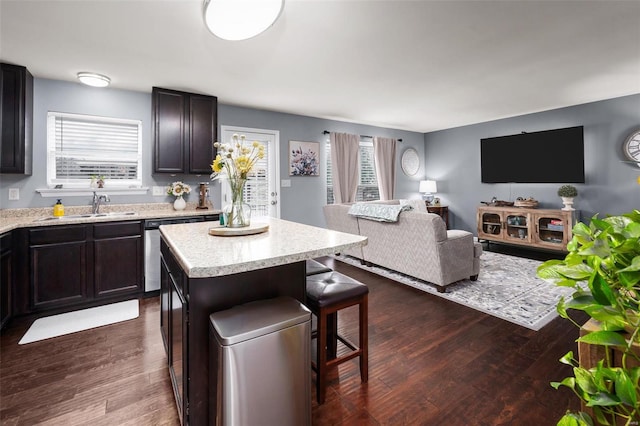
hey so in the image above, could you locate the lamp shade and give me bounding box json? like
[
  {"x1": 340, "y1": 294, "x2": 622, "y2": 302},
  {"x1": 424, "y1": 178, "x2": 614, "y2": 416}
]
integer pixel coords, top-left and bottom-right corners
[
  {"x1": 204, "y1": 0, "x2": 284, "y2": 41},
  {"x1": 419, "y1": 180, "x2": 437, "y2": 193}
]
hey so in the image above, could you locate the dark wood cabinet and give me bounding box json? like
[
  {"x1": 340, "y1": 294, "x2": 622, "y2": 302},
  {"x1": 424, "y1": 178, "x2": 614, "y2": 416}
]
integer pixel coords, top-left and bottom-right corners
[
  {"x1": 25, "y1": 221, "x2": 144, "y2": 314},
  {"x1": 0, "y1": 233, "x2": 13, "y2": 330},
  {"x1": 1, "y1": 63, "x2": 33, "y2": 174},
  {"x1": 29, "y1": 225, "x2": 88, "y2": 310},
  {"x1": 153, "y1": 87, "x2": 217, "y2": 174},
  {"x1": 93, "y1": 221, "x2": 143, "y2": 298}
]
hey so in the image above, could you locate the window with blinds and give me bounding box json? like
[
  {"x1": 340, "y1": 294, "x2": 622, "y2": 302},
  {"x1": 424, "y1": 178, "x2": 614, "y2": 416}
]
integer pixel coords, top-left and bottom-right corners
[
  {"x1": 243, "y1": 139, "x2": 270, "y2": 216},
  {"x1": 46, "y1": 112, "x2": 142, "y2": 187},
  {"x1": 325, "y1": 139, "x2": 379, "y2": 204}
]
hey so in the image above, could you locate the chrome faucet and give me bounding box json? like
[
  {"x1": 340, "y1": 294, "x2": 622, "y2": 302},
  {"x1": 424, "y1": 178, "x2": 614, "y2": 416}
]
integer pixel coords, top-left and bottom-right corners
[{"x1": 92, "y1": 192, "x2": 110, "y2": 214}]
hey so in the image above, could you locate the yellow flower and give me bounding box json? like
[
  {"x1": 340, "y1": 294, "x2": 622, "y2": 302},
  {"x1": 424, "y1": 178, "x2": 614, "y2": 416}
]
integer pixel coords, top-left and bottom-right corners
[{"x1": 211, "y1": 155, "x2": 224, "y2": 173}]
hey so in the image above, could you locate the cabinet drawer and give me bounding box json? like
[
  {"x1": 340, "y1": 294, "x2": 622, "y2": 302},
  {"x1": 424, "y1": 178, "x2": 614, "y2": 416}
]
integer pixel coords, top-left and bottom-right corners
[
  {"x1": 93, "y1": 221, "x2": 142, "y2": 239},
  {"x1": 29, "y1": 225, "x2": 86, "y2": 245}
]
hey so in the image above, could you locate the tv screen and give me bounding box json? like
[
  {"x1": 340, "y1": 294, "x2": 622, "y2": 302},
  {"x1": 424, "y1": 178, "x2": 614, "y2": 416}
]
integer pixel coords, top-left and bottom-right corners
[{"x1": 481, "y1": 126, "x2": 585, "y2": 183}]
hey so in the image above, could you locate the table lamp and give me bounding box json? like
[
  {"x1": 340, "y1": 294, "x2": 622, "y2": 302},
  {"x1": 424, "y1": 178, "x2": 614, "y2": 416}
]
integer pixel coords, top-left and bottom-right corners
[{"x1": 419, "y1": 180, "x2": 437, "y2": 205}]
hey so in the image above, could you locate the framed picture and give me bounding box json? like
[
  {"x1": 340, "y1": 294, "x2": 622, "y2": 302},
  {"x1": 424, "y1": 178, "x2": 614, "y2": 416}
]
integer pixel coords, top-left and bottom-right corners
[{"x1": 289, "y1": 140, "x2": 320, "y2": 176}]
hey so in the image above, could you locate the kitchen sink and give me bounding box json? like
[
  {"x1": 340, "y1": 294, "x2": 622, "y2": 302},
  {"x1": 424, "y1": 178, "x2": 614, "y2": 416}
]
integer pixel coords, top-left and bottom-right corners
[{"x1": 34, "y1": 211, "x2": 138, "y2": 222}]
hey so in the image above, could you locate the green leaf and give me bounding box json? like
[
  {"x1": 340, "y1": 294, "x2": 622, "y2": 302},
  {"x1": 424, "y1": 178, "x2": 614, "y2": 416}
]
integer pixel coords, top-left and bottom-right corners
[
  {"x1": 559, "y1": 351, "x2": 575, "y2": 366},
  {"x1": 614, "y1": 369, "x2": 637, "y2": 406},
  {"x1": 589, "y1": 273, "x2": 616, "y2": 305},
  {"x1": 620, "y1": 256, "x2": 640, "y2": 273},
  {"x1": 574, "y1": 367, "x2": 598, "y2": 394},
  {"x1": 558, "y1": 264, "x2": 595, "y2": 280},
  {"x1": 579, "y1": 235, "x2": 611, "y2": 258},
  {"x1": 585, "y1": 391, "x2": 621, "y2": 407},
  {"x1": 577, "y1": 330, "x2": 628, "y2": 347},
  {"x1": 573, "y1": 222, "x2": 594, "y2": 239},
  {"x1": 557, "y1": 412, "x2": 594, "y2": 426},
  {"x1": 551, "y1": 377, "x2": 576, "y2": 390}
]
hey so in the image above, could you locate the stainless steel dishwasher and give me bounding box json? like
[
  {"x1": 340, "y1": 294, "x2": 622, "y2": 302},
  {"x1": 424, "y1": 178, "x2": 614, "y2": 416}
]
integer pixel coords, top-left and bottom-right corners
[{"x1": 144, "y1": 216, "x2": 206, "y2": 292}]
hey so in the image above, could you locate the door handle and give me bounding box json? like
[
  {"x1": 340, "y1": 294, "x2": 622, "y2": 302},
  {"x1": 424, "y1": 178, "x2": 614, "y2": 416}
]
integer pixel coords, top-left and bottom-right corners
[{"x1": 271, "y1": 200, "x2": 277, "y2": 205}]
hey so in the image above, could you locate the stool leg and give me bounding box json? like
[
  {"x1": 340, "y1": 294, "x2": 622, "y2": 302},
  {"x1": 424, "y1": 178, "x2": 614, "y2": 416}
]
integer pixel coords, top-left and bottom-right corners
[
  {"x1": 326, "y1": 312, "x2": 338, "y2": 360},
  {"x1": 359, "y1": 295, "x2": 369, "y2": 383},
  {"x1": 317, "y1": 308, "x2": 328, "y2": 404}
]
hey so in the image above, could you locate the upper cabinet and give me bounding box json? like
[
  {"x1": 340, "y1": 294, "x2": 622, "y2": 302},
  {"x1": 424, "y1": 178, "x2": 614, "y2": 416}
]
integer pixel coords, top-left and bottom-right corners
[
  {"x1": 152, "y1": 87, "x2": 217, "y2": 174},
  {"x1": 1, "y1": 63, "x2": 33, "y2": 175}
]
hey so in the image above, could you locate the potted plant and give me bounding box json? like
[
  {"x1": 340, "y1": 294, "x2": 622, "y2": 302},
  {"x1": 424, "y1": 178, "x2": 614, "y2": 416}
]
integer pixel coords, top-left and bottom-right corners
[
  {"x1": 537, "y1": 210, "x2": 640, "y2": 425},
  {"x1": 558, "y1": 184, "x2": 579, "y2": 211}
]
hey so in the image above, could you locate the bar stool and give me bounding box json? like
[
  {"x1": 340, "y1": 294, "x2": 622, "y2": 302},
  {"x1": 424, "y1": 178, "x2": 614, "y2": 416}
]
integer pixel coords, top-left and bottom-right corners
[
  {"x1": 305, "y1": 259, "x2": 333, "y2": 276},
  {"x1": 305, "y1": 271, "x2": 369, "y2": 404}
]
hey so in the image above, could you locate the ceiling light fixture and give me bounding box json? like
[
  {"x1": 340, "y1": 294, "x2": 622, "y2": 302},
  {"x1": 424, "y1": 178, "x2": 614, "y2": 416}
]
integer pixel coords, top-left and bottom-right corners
[
  {"x1": 203, "y1": 0, "x2": 284, "y2": 41},
  {"x1": 77, "y1": 72, "x2": 111, "y2": 87}
]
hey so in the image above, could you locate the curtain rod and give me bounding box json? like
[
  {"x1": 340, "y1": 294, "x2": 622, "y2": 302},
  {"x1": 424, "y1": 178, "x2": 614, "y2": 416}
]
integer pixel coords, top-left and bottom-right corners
[{"x1": 322, "y1": 130, "x2": 402, "y2": 142}]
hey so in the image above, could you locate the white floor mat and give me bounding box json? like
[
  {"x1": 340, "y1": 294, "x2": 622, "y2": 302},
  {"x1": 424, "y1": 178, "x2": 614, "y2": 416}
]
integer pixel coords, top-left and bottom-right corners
[{"x1": 19, "y1": 299, "x2": 139, "y2": 345}]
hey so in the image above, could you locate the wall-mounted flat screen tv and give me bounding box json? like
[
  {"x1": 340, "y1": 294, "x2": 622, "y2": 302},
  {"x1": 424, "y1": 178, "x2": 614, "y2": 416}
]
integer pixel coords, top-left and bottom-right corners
[{"x1": 481, "y1": 126, "x2": 585, "y2": 183}]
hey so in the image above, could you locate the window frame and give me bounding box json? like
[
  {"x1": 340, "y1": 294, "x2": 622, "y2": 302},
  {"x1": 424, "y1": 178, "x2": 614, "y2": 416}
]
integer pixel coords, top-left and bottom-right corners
[
  {"x1": 46, "y1": 111, "x2": 143, "y2": 188},
  {"x1": 325, "y1": 138, "x2": 379, "y2": 204}
]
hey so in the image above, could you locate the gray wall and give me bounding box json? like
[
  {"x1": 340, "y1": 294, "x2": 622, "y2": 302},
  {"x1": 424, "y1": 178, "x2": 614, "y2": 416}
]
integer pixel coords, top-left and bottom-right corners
[
  {"x1": 0, "y1": 78, "x2": 425, "y2": 227},
  {"x1": 423, "y1": 94, "x2": 640, "y2": 233}
]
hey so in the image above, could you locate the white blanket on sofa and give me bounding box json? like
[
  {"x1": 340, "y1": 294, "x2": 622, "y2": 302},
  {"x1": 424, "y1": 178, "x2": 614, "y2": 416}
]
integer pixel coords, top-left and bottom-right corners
[{"x1": 348, "y1": 203, "x2": 410, "y2": 222}]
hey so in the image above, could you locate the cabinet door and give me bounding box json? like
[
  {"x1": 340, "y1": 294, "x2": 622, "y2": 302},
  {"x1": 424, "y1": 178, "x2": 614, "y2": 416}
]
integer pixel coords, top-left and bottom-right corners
[
  {"x1": 504, "y1": 211, "x2": 531, "y2": 243},
  {"x1": 31, "y1": 241, "x2": 88, "y2": 309},
  {"x1": 93, "y1": 221, "x2": 143, "y2": 298},
  {"x1": 533, "y1": 213, "x2": 569, "y2": 250},
  {"x1": 477, "y1": 209, "x2": 503, "y2": 240},
  {"x1": 188, "y1": 94, "x2": 217, "y2": 174},
  {"x1": 170, "y1": 276, "x2": 187, "y2": 425},
  {"x1": 0, "y1": 233, "x2": 12, "y2": 330},
  {"x1": 153, "y1": 87, "x2": 186, "y2": 173},
  {"x1": 0, "y1": 63, "x2": 33, "y2": 174},
  {"x1": 160, "y1": 255, "x2": 171, "y2": 358}
]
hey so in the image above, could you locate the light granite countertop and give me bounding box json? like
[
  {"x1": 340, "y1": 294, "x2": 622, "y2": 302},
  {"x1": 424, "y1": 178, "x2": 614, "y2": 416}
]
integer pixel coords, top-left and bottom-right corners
[
  {"x1": 0, "y1": 202, "x2": 222, "y2": 234},
  {"x1": 160, "y1": 217, "x2": 367, "y2": 278}
]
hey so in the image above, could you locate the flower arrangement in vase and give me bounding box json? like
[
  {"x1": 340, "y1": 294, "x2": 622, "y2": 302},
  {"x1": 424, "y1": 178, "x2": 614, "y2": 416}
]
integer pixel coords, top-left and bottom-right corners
[
  {"x1": 211, "y1": 134, "x2": 265, "y2": 227},
  {"x1": 167, "y1": 181, "x2": 191, "y2": 210}
]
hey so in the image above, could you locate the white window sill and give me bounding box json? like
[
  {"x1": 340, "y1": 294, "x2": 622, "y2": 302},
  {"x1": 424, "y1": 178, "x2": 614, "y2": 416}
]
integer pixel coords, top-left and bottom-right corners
[{"x1": 36, "y1": 187, "x2": 149, "y2": 198}]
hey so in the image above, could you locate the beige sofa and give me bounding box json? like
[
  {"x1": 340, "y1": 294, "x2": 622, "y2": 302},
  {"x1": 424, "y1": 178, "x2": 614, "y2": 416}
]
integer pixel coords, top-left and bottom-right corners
[{"x1": 323, "y1": 201, "x2": 482, "y2": 292}]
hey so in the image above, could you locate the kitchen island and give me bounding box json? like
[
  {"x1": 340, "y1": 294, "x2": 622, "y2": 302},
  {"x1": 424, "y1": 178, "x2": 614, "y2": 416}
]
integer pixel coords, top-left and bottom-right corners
[{"x1": 159, "y1": 217, "x2": 367, "y2": 425}]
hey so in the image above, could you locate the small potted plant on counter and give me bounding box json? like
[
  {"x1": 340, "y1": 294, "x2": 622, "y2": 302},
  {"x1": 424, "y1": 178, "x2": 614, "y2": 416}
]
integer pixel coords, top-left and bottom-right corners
[{"x1": 558, "y1": 184, "x2": 578, "y2": 211}]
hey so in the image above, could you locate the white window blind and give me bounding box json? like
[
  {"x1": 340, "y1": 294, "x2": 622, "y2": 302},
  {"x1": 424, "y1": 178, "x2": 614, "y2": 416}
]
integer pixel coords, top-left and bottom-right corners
[
  {"x1": 47, "y1": 112, "x2": 142, "y2": 187},
  {"x1": 244, "y1": 140, "x2": 269, "y2": 216},
  {"x1": 325, "y1": 139, "x2": 379, "y2": 204}
]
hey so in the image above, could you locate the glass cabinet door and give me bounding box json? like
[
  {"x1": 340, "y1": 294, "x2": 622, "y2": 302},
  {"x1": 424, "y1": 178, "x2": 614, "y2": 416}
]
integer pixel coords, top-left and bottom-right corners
[
  {"x1": 535, "y1": 215, "x2": 566, "y2": 247},
  {"x1": 480, "y1": 212, "x2": 502, "y2": 236},
  {"x1": 505, "y1": 213, "x2": 530, "y2": 241}
]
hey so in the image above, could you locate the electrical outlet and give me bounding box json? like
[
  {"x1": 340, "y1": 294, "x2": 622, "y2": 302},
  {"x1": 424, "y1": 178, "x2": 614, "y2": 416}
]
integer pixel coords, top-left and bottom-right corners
[
  {"x1": 281, "y1": 179, "x2": 291, "y2": 188},
  {"x1": 8, "y1": 188, "x2": 19, "y2": 200},
  {"x1": 152, "y1": 186, "x2": 165, "y2": 196}
]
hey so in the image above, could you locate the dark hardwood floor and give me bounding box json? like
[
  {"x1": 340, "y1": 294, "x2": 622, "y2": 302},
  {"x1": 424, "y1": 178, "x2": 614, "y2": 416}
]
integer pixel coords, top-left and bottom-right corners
[{"x1": 1, "y1": 257, "x2": 583, "y2": 425}]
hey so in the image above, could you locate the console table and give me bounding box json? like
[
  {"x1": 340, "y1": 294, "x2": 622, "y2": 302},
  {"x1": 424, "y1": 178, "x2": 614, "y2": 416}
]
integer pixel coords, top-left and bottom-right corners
[
  {"x1": 477, "y1": 206, "x2": 578, "y2": 252},
  {"x1": 427, "y1": 205, "x2": 449, "y2": 229}
]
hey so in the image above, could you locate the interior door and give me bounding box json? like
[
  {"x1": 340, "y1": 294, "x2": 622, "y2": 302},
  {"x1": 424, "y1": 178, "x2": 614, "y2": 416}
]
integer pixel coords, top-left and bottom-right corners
[{"x1": 219, "y1": 126, "x2": 280, "y2": 218}]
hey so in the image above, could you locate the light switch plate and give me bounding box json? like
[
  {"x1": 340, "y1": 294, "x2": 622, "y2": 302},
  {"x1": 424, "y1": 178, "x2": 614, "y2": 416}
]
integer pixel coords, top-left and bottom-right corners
[
  {"x1": 152, "y1": 186, "x2": 165, "y2": 196},
  {"x1": 8, "y1": 188, "x2": 19, "y2": 200},
  {"x1": 281, "y1": 179, "x2": 291, "y2": 188}
]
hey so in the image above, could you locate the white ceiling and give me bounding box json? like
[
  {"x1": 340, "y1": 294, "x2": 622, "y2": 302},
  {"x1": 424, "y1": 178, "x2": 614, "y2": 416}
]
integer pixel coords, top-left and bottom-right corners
[{"x1": 1, "y1": 0, "x2": 639, "y2": 133}]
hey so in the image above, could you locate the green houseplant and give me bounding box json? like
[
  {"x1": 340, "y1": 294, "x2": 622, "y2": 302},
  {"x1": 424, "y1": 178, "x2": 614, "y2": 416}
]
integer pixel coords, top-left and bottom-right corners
[{"x1": 537, "y1": 210, "x2": 640, "y2": 425}]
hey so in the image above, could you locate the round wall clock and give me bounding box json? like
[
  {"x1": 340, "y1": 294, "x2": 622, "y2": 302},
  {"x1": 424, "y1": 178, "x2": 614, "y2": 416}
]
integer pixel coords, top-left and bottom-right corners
[
  {"x1": 623, "y1": 129, "x2": 640, "y2": 168},
  {"x1": 401, "y1": 148, "x2": 420, "y2": 176}
]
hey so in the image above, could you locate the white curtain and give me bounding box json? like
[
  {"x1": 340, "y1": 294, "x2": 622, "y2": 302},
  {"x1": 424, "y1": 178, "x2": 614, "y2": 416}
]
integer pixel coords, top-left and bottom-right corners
[
  {"x1": 330, "y1": 132, "x2": 360, "y2": 203},
  {"x1": 373, "y1": 136, "x2": 397, "y2": 200}
]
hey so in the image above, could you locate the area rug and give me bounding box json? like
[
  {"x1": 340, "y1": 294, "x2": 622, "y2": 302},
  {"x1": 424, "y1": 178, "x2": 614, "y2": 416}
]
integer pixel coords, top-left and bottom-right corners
[
  {"x1": 19, "y1": 299, "x2": 139, "y2": 344},
  {"x1": 333, "y1": 252, "x2": 573, "y2": 331}
]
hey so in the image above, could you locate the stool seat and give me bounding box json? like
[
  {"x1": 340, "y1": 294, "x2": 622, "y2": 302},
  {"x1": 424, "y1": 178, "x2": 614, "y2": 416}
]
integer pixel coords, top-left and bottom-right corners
[
  {"x1": 305, "y1": 259, "x2": 333, "y2": 276},
  {"x1": 306, "y1": 272, "x2": 368, "y2": 307}
]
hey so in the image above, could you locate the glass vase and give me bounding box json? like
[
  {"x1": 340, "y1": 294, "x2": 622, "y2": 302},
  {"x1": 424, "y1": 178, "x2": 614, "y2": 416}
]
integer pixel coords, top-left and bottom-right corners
[{"x1": 223, "y1": 178, "x2": 251, "y2": 227}]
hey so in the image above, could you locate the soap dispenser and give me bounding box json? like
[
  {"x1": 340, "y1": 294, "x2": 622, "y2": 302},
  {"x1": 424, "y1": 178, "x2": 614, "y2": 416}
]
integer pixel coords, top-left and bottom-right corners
[{"x1": 53, "y1": 199, "x2": 65, "y2": 217}]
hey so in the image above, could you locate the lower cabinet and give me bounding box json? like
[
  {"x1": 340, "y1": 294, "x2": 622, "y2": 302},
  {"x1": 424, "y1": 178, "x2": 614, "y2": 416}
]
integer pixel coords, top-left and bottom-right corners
[
  {"x1": 24, "y1": 221, "x2": 143, "y2": 314},
  {"x1": 93, "y1": 221, "x2": 143, "y2": 298},
  {"x1": 1, "y1": 232, "x2": 14, "y2": 330},
  {"x1": 29, "y1": 225, "x2": 88, "y2": 310}
]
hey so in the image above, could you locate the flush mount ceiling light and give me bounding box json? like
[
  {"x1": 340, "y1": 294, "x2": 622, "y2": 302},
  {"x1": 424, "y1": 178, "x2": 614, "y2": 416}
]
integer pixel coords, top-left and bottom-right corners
[
  {"x1": 77, "y1": 72, "x2": 111, "y2": 87},
  {"x1": 203, "y1": 0, "x2": 284, "y2": 41}
]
